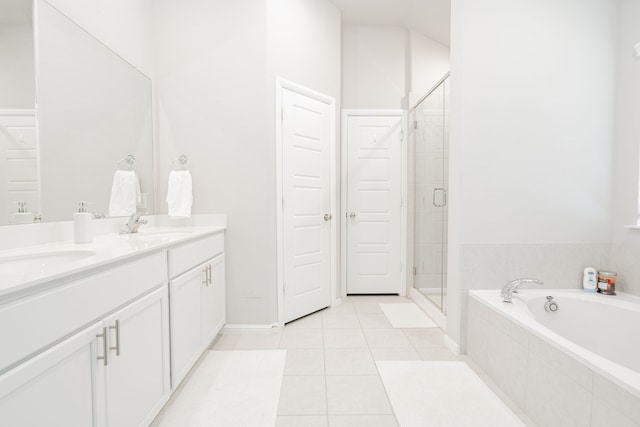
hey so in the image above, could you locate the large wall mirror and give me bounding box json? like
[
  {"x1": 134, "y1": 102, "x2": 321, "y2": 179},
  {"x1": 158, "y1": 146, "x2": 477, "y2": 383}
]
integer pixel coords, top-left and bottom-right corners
[{"x1": 0, "y1": 0, "x2": 154, "y2": 225}]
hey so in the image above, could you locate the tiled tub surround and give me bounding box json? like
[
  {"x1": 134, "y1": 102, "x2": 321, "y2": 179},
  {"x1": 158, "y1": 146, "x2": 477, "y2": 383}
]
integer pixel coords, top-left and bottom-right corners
[
  {"x1": 458, "y1": 242, "x2": 610, "y2": 351},
  {"x1": 466, "y1": 290, "x2": 640, "y2": 427},
  {"x1": 611, "y1": 242, "x2": 640, "y2": 296},
  {"x1": 460, "y1": 243, "x2": 611, "y2": 291}
]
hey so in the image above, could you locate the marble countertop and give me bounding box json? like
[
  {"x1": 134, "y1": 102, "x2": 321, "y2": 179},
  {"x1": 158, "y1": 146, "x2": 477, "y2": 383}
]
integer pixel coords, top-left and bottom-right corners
[{"x1": 0, "y1": 225, "x2": 225, "y2": 300}]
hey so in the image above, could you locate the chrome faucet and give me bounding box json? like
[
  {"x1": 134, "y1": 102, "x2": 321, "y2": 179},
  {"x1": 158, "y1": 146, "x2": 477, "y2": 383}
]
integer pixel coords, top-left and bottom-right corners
[
  {"x1": 119, "y1": 213, "x2": 148, "y2": 234},
  {"x1": 501, "y1": 278, "x2": 544, "y2": 303}
]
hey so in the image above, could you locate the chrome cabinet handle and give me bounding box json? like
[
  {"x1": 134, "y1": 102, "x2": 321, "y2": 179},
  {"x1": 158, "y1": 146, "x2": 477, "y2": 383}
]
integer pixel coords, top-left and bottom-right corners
[
  {"x1": 432, "y1": 188, "x2": 447, "y2": 207},
  {"x1": 324, "y1": 213, "x2": 332, "y2": 221},
  {"x1": 97, "y1": 327, "x2": 108, "y2": 366},
  {"x1": 109, "y1": 320, "x2": 120, "y2": 356},
  {"x1": 349, "y1": 212, "x2": 356, "y2": 219},
  {"x1": 207, "y1": 265, "x2": 212, "y2": 285}
]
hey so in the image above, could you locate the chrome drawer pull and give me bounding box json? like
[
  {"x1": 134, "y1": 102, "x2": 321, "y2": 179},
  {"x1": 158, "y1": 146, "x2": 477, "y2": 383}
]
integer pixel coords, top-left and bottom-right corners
[
  {"x1": 96, "y1": 327, "x2": 108, "y2": 366},
  {"x1": 109, "y1": 320, "x2": 120, "y2": 356}
]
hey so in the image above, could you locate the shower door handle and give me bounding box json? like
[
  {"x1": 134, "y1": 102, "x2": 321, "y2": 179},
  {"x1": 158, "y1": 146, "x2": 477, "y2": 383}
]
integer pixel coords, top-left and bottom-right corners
[{"x1": 432, "y1": 188, "x2": 447, "y2": 207}]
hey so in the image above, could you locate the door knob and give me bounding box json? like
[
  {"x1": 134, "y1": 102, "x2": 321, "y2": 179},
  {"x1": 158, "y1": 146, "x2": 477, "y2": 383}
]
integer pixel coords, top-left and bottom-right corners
[
  {"x1": 349, "y1": 212, "x2": 356, "y2": 219},
  {"x1": 324, "y1": 213, "x2": 332, "y2": 221}
]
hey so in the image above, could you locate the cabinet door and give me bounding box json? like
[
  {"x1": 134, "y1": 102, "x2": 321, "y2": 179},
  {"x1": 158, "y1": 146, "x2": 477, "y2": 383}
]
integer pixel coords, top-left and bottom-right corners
[
  {"x1": 0, "y1": 323, "x2": 104, "y2": 427},
  {"x1": 202, "y1": 254, "x2": 225, "y2": 346},
  {"x1": 103, "y1": 287, "x2": 170, "y2": 427},
  {"x1": 169, "y1": 264, "x2": 207, "y2": 388}
]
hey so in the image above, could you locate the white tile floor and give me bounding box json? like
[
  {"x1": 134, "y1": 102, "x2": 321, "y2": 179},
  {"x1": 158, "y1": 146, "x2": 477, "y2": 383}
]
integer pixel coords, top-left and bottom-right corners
[{"x1": 152, "y1": 295, "x2": 538, "y2": 427}]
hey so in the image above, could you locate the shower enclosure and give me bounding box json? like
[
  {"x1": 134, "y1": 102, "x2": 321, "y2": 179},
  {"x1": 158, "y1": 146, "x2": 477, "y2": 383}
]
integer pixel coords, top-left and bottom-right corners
[{"x1": 410, "y1": 74, "x2": 449, "y2": 314}]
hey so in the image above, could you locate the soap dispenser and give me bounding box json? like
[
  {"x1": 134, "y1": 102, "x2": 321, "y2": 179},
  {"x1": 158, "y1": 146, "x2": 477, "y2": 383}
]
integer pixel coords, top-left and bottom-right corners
[
  {"x1": 74, "y1": 201, "x2": 93, "y2": 243},
  {"x1": 12, "y1": 201, "x2": 33, "y2": 224}
]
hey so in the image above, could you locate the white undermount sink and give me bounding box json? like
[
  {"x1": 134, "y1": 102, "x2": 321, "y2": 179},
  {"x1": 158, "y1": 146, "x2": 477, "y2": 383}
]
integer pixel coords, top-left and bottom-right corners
[{"x1": 0, "y1": 250, "x2": 97, "y2": 275}]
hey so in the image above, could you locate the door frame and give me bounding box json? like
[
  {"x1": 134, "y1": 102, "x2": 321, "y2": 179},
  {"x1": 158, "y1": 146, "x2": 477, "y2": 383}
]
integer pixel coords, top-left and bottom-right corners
[
  {"x1": 341, "y1": 109, "x2": 407, "y2": 297},
  {"x1": 275, "y1": 77, "x2": 338, "y2": 326}
]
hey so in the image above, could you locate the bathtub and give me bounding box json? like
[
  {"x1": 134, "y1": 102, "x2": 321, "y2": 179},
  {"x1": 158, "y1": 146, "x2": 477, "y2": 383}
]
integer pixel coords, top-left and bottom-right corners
[{"x1": 467, "y1": 289, "x2": 640, "y2": 427}]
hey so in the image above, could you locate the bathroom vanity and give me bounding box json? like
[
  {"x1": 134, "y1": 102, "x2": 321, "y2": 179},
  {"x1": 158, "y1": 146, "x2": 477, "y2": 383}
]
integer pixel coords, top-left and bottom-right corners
[{"x1": 0, "y1": 221, "x2": 226, "y2": 426}]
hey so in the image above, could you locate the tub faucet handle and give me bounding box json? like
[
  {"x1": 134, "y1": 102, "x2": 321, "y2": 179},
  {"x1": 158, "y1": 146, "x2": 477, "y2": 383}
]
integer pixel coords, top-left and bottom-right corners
[{"x1": 545, "y1": 295, "x2": 558, "y2": 312}]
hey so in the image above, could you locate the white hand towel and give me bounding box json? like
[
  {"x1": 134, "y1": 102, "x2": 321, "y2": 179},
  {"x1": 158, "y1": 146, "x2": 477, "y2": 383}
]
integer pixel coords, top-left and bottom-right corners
[
  {"x1": 166, "y1": 170, "x2": 193, "y2": 218},
  {"x1": 109, "y1": 170, "x2": 141, "y2": 217}
]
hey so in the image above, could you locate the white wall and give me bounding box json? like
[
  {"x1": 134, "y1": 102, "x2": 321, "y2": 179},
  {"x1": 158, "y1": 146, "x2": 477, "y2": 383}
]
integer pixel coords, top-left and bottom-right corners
[
  {"x1": 342, "y1": 26, "x2": 452, "y2": 108},
  {"x1": 45, "y1": 0, "x2": 153, "y2": 77},
  {"x1": 611, "y1": 0, "x2": 640, "y2": 297},
  {"x1": 267, "y1": 0, "x2": 341, "y2": 104},
  {"x1": 153, "y1": 0, "x2": 340, "y2": 325},
  {"x1": 455, "y1": 0, "x2": 616, "y2": 244},
  {"x1": 448, "y1": 0, "x2": 618, "y2": 346},
  {"x1": 0, "y1": 24, "x2": 35, "y2": 109},
  {"x1": 409, "y1": 30, "x2": 450, "y2": 104},
  {"x1": 342, "y1": 26, "x2": 407, "y2": 109},
  {"x1": 267, "y1": 0, "x2": 342, "y2": 297},
  {"x1": 153, "y1": 0, "x2": 273, "y2": 325}
]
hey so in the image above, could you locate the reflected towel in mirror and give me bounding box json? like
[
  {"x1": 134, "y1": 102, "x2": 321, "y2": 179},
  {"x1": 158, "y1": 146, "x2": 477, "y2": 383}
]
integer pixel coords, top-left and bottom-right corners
[
  {"x1": 166, "y1": 170, "x2": 193, "y2": 218},
  {"x1": 109, "y1": 170, "x2": 141, "y2": 217}
]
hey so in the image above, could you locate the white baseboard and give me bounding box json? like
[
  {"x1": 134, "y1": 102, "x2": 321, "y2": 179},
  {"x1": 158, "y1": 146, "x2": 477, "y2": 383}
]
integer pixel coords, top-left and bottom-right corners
[
  {"x1": 223, "y1": 323, "x2": 279, "y2": 332},
  {"x1": 410, "y1": 287, "x2": 447, "y2": 330},
  {"x1": 444, "y1": 334, "x2": 460, "y2": 355}
]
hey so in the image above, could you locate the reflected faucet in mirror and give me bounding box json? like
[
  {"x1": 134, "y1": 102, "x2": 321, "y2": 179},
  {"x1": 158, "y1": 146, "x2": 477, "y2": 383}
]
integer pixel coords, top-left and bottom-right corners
[{"x1": 12, "y1": 202, "x2": 41, "y2": 224}]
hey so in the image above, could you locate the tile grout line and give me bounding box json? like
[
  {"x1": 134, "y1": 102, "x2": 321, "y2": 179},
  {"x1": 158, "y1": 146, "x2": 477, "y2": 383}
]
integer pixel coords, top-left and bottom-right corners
[
  {"x1": 360, "y1": 300, "x2": 402, "y2": 426},
  {"x1": 321, "y1": 307, "x2": 330, "y2": 426}
]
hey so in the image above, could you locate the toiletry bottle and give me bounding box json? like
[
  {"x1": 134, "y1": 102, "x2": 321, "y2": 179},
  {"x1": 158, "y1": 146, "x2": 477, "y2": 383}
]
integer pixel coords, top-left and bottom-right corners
[
  {"x1": 74, "y1": 201, "x2": 93, "y2": 243},
  {"x1": 583, "y1": 267, "x2": 597, "y2": 293}
]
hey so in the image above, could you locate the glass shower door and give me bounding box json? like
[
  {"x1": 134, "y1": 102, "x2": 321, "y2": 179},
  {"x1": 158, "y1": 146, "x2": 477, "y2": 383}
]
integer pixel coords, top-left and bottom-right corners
[{"x1": 412, "y1": 76, "x2": 449, "y2": 313}]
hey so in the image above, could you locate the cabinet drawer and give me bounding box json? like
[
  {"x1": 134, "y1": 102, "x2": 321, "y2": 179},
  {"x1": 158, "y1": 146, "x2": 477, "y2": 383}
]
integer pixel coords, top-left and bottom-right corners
[
  {"x1": 168, "y1": 232, "x2": 224, "y2": 279},
  {"x1": 0, "y1": 251, "x2": 167, "y2": 373}
]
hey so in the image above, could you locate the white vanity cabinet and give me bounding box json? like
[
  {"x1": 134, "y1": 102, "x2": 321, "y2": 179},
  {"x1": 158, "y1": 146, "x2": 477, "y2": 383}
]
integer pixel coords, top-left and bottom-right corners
[
  {"x1": 0, "y1": 322, "x2": 103, "y2": 427},
  {"x1": 169, "y1": 232, "x2": 225, "y2": 388},
  {"x1": 201, "y1": 253, "x2": 225, "y2": 347},
  {"x1": 102, "y1": 286, "x2": 170, "y2": 427},
  {"x1": 0, "y1": 253, "x2": 171, "y2": 427},
  {"x1": 0, "y1": 226, "x2": 226, "y2": 426}
]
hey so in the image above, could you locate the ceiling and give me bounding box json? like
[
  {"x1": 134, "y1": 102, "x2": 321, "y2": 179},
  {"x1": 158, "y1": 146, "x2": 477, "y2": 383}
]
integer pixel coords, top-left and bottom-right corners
[
  {"x1": 0, "y1": 0, "x2": 32, "y2": 25},
  {"x1": 328, "y1": 0, "x2": 450, "y2": 46}
]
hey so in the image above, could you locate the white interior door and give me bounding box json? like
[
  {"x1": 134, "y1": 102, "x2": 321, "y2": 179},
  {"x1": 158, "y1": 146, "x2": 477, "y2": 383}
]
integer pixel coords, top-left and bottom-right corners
[
  {"x1": 282, "y1": 87, "x2": 332, "y2": 323},
  {"x1": 0, "y1": 112, "x2": 40, "y2": 223},
  {"x1": 346, "y1": 114, "x2": 403, "y2": 294}
]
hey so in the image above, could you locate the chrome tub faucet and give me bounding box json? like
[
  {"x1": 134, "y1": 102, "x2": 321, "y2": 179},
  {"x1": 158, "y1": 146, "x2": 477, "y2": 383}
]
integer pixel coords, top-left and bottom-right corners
[{"x1": 501, "y1": 278, "x2": 544, "y2": 303}]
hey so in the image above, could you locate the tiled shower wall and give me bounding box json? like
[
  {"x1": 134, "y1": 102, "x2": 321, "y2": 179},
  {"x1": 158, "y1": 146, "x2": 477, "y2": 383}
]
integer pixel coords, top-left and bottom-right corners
[{"x1": 410, "y1": 78, "x2": 449, "y2": 300}]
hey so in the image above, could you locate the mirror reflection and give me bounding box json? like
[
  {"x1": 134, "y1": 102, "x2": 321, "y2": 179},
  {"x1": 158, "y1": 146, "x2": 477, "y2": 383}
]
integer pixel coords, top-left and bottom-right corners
[
  {"x1": 0, "y1": 0, "x2": 154, "y2": 225},
  {"x1": 0, "y1": 0, "x2": 36, "y2": 224}
]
